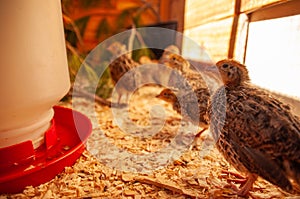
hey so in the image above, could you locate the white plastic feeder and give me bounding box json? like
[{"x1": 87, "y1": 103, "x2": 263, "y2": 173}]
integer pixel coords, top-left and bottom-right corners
[
  {"x1": 0, "y1": 1, "x2": 92, "y2": 193},
  {"x1": 0, "y1": 0, "x2": 70, "y2": 148}
]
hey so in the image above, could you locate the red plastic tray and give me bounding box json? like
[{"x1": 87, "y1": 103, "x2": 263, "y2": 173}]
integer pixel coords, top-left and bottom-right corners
[{"x1": 0, "y1": 106, "x2": 92, "y2": 194}]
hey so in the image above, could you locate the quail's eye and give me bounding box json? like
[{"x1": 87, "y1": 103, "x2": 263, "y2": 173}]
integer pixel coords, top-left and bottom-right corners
[{"x1": 222, "y1": 64, "x2": 228, "y2": 68}]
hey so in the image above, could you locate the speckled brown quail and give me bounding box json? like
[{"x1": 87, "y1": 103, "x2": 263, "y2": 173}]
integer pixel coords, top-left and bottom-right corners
[
  {"x1": 107, "y1": 42, "x2": 140, "y2": 103},
  {"x1": 166, "y1": 52, "x2": 190, "y2": 72},
  {"x1": 166, "y1": 53, "x2": 211, "y2": 92},
  {"x1": 206, "y1": 59, "x2": 300, "y2": 196},
  {"x1": 158, "y1": 45, "x2": 180, "y2": 65},
  {"x1": 144, "y1": 45, "x2": 180, "y2": 86},
  {"x1": 158, "y1": 53, "x2": 213, "y2": 136},
  {"x1": 156, "y1": 87, "x2": 210, "y2": 130}
]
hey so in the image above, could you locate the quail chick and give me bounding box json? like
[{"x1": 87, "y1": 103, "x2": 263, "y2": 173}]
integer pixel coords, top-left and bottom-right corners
[
  {"x1": 145, "y1": 45, "x2": 180, "y2": 86},
  {"x1": 156, "y1": 87, "x2": 210, "y2": 131},
  {"x1": 107, "y1": 42, "x2": 140, "y2": 103},
  {"x1": 167, "y1": 53, "x2": 190, "y2": 73},
  {"x1": 206, "y1": 59, "x2": 300, "y2": 196},
  {"x1": 158, "y1": 45, "x2": 180, "y2": 65},
  {"x1": 166, "y1": 53, "x2": 210, "y2": 91},
  {"x1": 159, "y1": 54, "x2": 212, "y2": 132}
]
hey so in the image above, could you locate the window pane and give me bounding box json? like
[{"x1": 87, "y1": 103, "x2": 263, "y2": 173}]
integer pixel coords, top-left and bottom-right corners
[{"x1": 245, "y1": 14, "x2": 300, "y2": 98}]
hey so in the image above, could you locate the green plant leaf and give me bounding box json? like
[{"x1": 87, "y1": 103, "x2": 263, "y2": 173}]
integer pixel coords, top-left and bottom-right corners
[
  {"x1": 75, "y1": 16, "x2": 90, "y2": 36},
  {"x1": 96, "y1": 18, "x2": 111, "y2": 39}
]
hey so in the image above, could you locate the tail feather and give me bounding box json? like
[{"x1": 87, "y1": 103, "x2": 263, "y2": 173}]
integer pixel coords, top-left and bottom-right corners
[
  {"x1": 282, "y1": 159, "x2": 300, "y2": 193},
  {"x1": 290, "y1": 160, "x2": 300, "y2": 193}
]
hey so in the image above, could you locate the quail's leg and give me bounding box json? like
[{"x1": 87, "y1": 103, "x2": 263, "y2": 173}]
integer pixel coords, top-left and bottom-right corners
[
  {"x1": 222, "y1": 170, "x2": 247, "y2": 184},
  {"x1": 117, "y1": 92, "x2": 122, "y2": 104},
  {"x1": 189, "y1": 127, "x2": 207, "y2": 150},
  {"x1": 113, "y1": 92, "x2": 128, "y2": 108},
  {"x1": 237, "y1": 173, "x2": 257, "y2": 196},
  {"x1": 125, "y1": 92, "x2": 130, "y2": 104},
  {"x1": 224, "y1": 173, "x2": 257, "y2": 196},
  {"x1": 196, "y1": 128, "x2": 207, "y2": 138}
]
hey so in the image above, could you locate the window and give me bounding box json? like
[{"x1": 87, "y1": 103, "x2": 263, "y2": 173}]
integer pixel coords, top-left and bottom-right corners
[{"x1": 244, "y1": 0, "x2": 300, "y2": 98}]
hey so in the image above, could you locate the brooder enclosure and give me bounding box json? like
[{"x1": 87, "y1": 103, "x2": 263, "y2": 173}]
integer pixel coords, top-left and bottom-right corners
[
  {"x1": 1, "y1": 0, "x2": 300, "y2": 198},
  {"x1": 5, "y1": 86, "x2": 298, "y2": 198}
]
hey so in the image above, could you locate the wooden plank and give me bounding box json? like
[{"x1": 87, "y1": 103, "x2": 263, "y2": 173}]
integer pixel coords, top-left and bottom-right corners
[
  {"x1": 159, "y1": 0, "x2": 185, "y2": 32},
  {"x1": 228, "y1": 0, "x2": 241, "y2": 58},
  {"x1": 233, "y1": 14, "x2": 249, "y2": 62},
  {"x1": 169, "y1": 0, "x2": 186, "y2": 32},
  {"x1": 183, "y1": 17, "x2": 233, "y2": 62},
  {"x1": 240, "y1": 0, "x2": 288, "y2": 13},
  {"x1": 249, "y1": 0, "x2": 300, "y2": 21},
  {"x1": 184, "y1": 0, "x2": 235, "y2": 29},
  {"x1": 159, "y1": 0, "x2": 171, "y2": 21}
]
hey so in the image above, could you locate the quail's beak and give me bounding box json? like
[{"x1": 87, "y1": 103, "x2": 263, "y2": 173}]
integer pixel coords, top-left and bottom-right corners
[{"x1": 156, "y1": 91, "x2": 164, "y2": 98}]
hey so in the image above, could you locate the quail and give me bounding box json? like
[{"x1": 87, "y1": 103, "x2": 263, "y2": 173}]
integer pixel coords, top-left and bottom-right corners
[
  {"x1": 158, "y1": 45, "x2": 180, "y2": 66},
  {"x1": 166, "y1": 52, "x2": 189, "y2": 72},
  {"x1": 107, "y1": 42, "x2": 140, "y2": 103},
  {"x1": 157, "y1": 53, "x2": 213, "y2": 136},
  {"x1": 144, "y1": 45, "x2": 181, "y2": 86},
  {"x1": 166, "y1": 53, "x2": 211, "y2": 92},
  {"x1": 206, "y1": 59, "x2": 300, "y2": 196},
  {"x1": 156, "y1": 87, "x2": 210, "y2": 131}
]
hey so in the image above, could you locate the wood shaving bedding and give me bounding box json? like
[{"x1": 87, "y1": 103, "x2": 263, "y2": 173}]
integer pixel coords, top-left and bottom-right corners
[{"x1": 1, "y1": 86, "x2": 296, "y2": 199}]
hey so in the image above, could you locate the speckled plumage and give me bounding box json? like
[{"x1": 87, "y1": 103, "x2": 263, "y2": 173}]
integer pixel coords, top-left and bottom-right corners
[
  {"x1": 156, "y1": 87, "x2": 210, "y2": 128},
  {"x1": 207, "y1": 59, "x2": 300, "y2": 196},
  {"x1": 166, "y1": 53, "x2": 209, "y2": 91},
  {"x1": 167, "y1": 53, "x2": 190, "y2": 73},
  {"x1": 158, "y1": 53, "x2": 212, "y2": 131},
  {"x1": 107, "y1": 42, "x2": 140, "y2": 103}
]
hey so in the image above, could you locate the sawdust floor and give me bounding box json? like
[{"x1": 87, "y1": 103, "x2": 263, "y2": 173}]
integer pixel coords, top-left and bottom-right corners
[{"x1": 2, "y1": 86, "x2": 298, "y2": 199}]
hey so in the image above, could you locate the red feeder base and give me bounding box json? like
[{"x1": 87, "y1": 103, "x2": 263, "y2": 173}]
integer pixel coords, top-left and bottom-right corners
[{"x1": 0, "y1": 106, "x2": 92, "y2": 194}]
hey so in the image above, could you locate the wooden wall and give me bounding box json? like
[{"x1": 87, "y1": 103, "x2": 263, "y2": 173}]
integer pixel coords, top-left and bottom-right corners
[
  {"x1": 64, "y1": 0, "x2": 291, "y2": 60},
  {"x1": 64, "y1": 0, "x2": 185, "y2": 52},
  {"x1": 183, "y1": 0, "x2": 288, "y2": 62}
]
